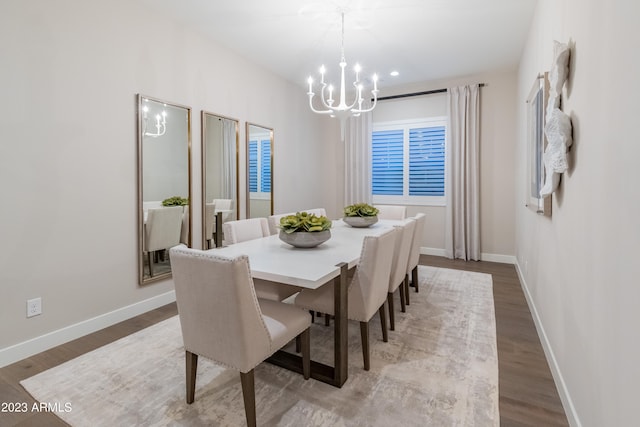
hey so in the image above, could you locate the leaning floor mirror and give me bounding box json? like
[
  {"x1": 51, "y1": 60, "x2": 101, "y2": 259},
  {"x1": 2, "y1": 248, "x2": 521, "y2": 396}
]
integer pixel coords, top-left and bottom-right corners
[
  {"x1": 246, "y1": 123, "x2": 273, "y2": 219},
  {"x1": 201, "y1": 112, "x2": 239, "y2": 249},
  {"x1": 137, "y1": 94, "x2": 192, "y2": 285}
]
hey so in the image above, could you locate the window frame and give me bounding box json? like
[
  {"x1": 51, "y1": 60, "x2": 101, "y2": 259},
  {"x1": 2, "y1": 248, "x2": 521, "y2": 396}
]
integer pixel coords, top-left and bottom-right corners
[{"x1": 372, "y1": 117, "x2": 447, "y2": 206}]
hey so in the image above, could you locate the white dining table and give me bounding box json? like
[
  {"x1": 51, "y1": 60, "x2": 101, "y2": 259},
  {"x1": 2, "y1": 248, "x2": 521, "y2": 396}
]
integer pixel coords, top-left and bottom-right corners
[{"x1": 212, "y1": 219, "x2": 399, "y2": 387}]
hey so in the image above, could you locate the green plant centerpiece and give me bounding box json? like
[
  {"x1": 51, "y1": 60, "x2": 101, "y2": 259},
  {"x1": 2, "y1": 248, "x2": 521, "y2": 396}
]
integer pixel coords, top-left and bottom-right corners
[
  {"x1": 162, "y1": 196, "x2": 189, "y2": 207},
  {"x1": 278, "y1": 211, "x2": 332, "y2": 248},
  {"x1": 343, "y1": 203, "x2": 379, "y2": 228}
]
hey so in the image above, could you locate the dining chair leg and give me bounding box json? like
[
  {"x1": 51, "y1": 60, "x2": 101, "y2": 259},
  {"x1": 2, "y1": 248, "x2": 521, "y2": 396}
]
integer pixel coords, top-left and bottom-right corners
[
  {"x1": 301, "y1": 328, "x2": 311, "y2": 380},
  {"x1": 387, "y1": 293, "x2": 395, "y2": 331},
  {"x1": 310, "y1": 311, "x2": 315, "y2": 323},
  {"x1": 359, "y1": 321, "x2": 370, "y2": 371},
  {"x1": 412, "y1": 266, "x2": 419, "y2": 293},
  {"x1": 399, "y1": 282, "x2": 406, "y2": 313},
  {"x1": 240, "y1": 370, "x2": 257, "y2": 427},
  {"x1": 148, "y1": 252, "x2": 154, "y2": 277},
  {"x1": 379, "y1": 305, "x2": 388, "y2": 343},
  {"x1": 325, "y1": 314, "x2": 330, "y2": 326},
  {"x1": 185, "y1": 351, "x2": 198, "y2": 404},
  {"x1": 405, "y1": 274, "x2": 411, "y2": 306}
]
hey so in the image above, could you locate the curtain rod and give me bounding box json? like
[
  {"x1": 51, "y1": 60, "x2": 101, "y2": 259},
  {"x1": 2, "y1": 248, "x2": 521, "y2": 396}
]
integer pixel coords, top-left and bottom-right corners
[{"x1": 377, "y1": 83, "x2": 485, "y2": 101}]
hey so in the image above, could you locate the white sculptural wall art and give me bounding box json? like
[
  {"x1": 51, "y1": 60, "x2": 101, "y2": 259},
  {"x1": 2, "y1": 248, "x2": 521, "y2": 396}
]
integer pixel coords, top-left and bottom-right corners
[{"x1": 540, "y1": 40, "x2": 573, "y2": 198}]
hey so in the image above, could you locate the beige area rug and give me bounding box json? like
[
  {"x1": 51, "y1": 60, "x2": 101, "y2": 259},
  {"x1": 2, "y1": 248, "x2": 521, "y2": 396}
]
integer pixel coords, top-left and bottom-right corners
[{"x1": 21, "y1": 266, "x2": 498, "y2": 426}]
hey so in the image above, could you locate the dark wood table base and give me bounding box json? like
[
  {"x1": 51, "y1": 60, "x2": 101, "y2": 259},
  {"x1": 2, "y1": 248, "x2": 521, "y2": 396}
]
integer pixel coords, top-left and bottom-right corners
[{"x1": 266, "y1": 262, "x2": 349, "y2": 388}]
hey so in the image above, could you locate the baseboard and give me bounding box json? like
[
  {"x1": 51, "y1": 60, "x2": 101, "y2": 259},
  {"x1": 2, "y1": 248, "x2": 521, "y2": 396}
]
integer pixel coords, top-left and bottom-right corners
[
  {"x1": 0, "y1": 291, "x2": 176, "y2": 369},
  {"x1": 480, "y1": 252, "x2": 517, "y2": 264},
  {"x1": 421, "y1": 247, "x2": 448, "y2": 257},
  {"x1": 514, "y1": 261, "x2": 581, "y2": 427},
  {"x1": 421, "y1": 247, "x2": 517, "y2": 265}
]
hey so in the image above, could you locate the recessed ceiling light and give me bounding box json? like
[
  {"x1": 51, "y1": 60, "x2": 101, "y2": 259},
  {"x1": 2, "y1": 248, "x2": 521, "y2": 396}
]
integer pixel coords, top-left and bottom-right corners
[{"x1": 390, "y1": 71, "x2": 399, "y2": 77}]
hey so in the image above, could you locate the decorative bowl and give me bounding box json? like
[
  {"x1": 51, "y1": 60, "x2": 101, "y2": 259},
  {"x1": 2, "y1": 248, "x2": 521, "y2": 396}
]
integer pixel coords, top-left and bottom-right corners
[
  {"x1": 279, "y1": 229, "x2": 331, "y2": 248},
  {"x1": 343, "y1": 215, "x2": 378, "y2": 228}
]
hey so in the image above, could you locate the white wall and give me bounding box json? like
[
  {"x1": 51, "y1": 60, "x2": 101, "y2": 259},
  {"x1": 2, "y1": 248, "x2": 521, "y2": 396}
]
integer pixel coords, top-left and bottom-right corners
[
  {"x1": 0, "y1": 0, "x2": 336, "y2": 364},
  {"x1": 370, "y1": 71, "x2": 518, "y2": 260},
  {"x1": 516, "y1": 1, "x2": 640, "y2": 425}
]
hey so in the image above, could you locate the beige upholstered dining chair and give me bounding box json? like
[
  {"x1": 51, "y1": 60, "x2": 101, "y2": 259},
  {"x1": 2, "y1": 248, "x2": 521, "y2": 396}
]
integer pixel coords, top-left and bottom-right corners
[
  {"x1": 144, "y1": 206, "x2": 183, "y2": 277},
  {"x1": 294, "y1": 228, "x2": 399, "y2": 370},
  {"x1": 212, "y1": 198, "x2": 234, "y2": 221},
  {"x1": 387, "y1": 218, "x2": 417, "y2": 331},
  {"x1": 223, "y1": 217, "x2": 301, "y2": 301},
  {"x1": 374, "y1": 204, "x2": 407, "y2": 220},
  {"x1": 267, "y1": 208, "x2": 328, "y2": 235},
  {"x1": 405, "y1": 213, "x2": 426, "y2": 304},
  {"x1": 169, "y1": 245, "x2": 311, "y2": 427}
]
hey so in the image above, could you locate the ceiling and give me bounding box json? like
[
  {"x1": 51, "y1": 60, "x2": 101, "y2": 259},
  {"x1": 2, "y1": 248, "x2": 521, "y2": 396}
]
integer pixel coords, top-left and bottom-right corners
[{"x1": 143, "y1": 0, "x2": 537, "y2": 92}]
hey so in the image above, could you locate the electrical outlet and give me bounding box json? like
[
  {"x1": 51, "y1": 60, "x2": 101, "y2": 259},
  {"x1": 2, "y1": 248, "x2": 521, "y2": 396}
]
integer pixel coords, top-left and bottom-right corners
[{"x1": 27, "y1": 297, "x2": 42, "y2": 318}]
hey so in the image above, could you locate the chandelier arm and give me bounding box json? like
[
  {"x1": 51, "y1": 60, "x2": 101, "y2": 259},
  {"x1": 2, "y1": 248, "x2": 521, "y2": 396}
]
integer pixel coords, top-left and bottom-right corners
[
  {"x1": 352, "y1": 91, "x2": 379, "y2": 114},
  {"x1": 307, "y1": 94, "x2": 334, "y2": 114}
]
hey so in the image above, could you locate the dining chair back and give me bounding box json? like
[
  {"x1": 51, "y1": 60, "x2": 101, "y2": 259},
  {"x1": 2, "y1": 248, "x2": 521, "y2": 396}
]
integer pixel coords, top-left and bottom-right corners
[
  {"x1": 170, "y1": 245, "x2": 311, "y2": 427},
  {"x1": 387, "y1": 218, "x2": 416, "y2": 330},
  {"x1": 374, "y1": 204, "x2": 407, "y2": 220},
  {"x1": 144, "y1": 206, "x2": 183, "y2": 277},
  {"x1": 223, "y1": 217, "x2": 270, "y2": 244}
]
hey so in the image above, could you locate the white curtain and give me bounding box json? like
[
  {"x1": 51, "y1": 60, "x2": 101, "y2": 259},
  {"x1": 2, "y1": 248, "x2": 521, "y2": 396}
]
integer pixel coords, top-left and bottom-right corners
[
  {"x1": 221, "y1": 119, "x2": 236, "y2": 199},
  {"x1": 445, "y1": 85, "x2": 480, "y2": 261},
  {"x1": 344, "y1": 112, "x2": 372, "y2": 206}
]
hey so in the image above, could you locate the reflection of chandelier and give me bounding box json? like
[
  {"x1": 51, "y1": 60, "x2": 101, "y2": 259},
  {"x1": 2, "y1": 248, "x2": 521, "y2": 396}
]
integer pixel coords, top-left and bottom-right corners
[
  {"x1": 142, "y1": 99, "x2": 167, "y2": 138},
  {"x1": 307, "y1": 12, "x2": 378, "y2": 140}
]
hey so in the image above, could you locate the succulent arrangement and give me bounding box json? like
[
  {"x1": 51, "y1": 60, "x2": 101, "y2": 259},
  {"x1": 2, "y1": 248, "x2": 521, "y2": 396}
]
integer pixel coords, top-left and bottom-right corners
[
  {"x1": 162, "y1": 196, "x2": 189, "y2": 207},
  {"x1": 279, "y1": 212, "x2": 332, "y2": 234},
  {"x1": 343, "y1": 203, "x2": 379, "y2": 217}
]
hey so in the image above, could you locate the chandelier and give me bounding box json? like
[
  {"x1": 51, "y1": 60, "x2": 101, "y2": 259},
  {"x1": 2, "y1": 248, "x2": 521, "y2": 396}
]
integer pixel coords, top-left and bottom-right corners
[
  {"x1": 306, "y1": 12, "x2": 379, "y2": 140},
  {"x1": 142, "y1": 100, "x2": 167, "y2": 138}
]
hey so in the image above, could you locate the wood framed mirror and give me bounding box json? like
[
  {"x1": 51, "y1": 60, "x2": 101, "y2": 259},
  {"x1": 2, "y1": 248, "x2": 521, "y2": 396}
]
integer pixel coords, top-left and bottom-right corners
[
  {"x1": 201, "y1": 112, "x2": 239, "y2": 248},
  {"x1": 246, "y1": 123, "x2": 273, "y2": 218},
  {"x1": 137, "y1": 94, "x2": 191, "y2": 285}
]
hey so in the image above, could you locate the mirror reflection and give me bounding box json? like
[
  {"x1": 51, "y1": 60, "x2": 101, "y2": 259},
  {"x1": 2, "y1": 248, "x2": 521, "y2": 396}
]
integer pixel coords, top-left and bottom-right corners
[
  {"x1": 201, "y1": 112, "x2": 239, "y2": 248},
  {"x1": 137, "y1": 94, "x2": 191, "y2": 285},
  {"x1": 246, "y1": 123, "x2": 273, "y2": 218}
]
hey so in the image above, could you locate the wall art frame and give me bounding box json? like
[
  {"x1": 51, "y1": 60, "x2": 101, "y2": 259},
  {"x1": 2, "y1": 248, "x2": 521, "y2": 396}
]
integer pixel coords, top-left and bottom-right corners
[{"x1": 525, "y1": 72, "x2": 552, "y2": 216}]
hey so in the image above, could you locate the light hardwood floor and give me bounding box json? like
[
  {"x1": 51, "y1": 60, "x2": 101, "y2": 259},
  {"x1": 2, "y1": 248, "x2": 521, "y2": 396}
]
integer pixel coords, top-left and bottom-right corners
[{"x1": 0, "y1": 256, "x2": 568, "y2": 426}]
